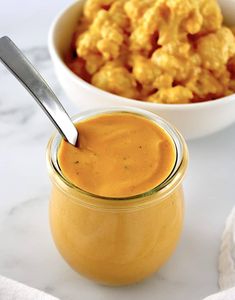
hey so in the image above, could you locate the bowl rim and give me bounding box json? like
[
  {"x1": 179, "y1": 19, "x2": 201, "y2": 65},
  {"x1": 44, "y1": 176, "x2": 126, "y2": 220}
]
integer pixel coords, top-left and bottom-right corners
[{"x1": 48, "y1": 0, "x2": 235, "y2": 111}]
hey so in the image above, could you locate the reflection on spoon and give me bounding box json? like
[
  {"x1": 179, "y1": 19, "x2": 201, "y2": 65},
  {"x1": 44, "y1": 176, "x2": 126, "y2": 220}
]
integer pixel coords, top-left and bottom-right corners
[{"x1": 0, "y1": 36, "x2": 78, "y2": 146}]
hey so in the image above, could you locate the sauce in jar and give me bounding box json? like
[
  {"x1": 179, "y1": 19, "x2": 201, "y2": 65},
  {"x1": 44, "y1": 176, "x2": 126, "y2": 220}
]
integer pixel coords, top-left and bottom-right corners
[
  {"x1": 47, "y1": 108, "x2": 188, "y2": 285},
  {"x1": 58, "y1": 113, "x2": 176, "y2": 197}
]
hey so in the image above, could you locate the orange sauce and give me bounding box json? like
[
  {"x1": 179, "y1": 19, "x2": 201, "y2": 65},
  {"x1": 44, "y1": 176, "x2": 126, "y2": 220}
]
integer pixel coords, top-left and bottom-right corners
[{"x1": 58, "y1": 113, "x2": 176, "y2": 197}]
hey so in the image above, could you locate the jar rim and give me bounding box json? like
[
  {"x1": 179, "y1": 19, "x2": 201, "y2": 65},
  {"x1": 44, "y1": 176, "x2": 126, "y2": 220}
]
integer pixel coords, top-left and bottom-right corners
[{"x1": 47, "y1": 106, "x2": 187, "y2": 201}]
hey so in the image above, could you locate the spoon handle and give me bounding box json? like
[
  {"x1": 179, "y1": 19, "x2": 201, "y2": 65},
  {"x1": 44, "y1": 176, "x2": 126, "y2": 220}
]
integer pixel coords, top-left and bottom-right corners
[{"x1": 0, "y1": 36, "x2": 78, "y2": 145}]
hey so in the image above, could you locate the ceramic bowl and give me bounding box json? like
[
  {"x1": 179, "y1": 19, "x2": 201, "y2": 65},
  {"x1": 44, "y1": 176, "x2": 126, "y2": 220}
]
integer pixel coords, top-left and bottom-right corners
[{"x1": 48, "y1": 0, "x2": 235, "y2": 140}]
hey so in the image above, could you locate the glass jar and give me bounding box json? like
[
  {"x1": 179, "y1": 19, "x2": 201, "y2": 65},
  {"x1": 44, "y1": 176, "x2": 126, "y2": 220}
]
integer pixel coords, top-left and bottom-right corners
[{"x1": 46, "y1": 107, "x2": 188, "y2": 286}]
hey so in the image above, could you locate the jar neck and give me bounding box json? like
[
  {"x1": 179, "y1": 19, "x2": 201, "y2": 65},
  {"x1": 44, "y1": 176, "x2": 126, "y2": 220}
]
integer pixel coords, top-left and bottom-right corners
[{"x1": 47, "y1": 107, "x2": 188, "y2": 206}]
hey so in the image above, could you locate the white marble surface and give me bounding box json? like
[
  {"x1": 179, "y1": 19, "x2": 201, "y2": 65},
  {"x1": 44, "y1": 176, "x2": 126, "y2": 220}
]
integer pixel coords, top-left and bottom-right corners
[{"x1": 1, "y1": 1, "x2": 235, "y2": 300}]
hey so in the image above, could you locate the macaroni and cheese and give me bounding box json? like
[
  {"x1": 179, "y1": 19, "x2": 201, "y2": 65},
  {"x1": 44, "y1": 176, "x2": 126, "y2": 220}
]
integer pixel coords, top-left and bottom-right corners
[{"x1": 67, "y1": 0, "x2": 235, "y2": 104}]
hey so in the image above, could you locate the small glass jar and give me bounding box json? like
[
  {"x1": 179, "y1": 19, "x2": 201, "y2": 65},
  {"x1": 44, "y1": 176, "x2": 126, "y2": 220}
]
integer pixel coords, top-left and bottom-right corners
[{"x1": 46, "y1": 107, "x2": 188, "y2": 286}]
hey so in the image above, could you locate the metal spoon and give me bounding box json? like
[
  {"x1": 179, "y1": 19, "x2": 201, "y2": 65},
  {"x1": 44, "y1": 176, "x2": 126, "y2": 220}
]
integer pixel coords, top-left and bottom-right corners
[{"x1": 0, "y1": 36, "x2": 78, "y2": 146}]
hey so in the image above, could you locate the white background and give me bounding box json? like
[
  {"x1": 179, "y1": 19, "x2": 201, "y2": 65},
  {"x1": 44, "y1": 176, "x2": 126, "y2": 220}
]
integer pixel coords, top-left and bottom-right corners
[{"x1": 0, "y1": 1, "x2": 235, "y2": 300}]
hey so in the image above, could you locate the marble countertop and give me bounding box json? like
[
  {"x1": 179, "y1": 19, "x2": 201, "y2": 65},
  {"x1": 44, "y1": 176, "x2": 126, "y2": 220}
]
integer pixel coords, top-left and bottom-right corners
[{"x1": 1, "y1": 1, "x2": 235, "y2": 300}]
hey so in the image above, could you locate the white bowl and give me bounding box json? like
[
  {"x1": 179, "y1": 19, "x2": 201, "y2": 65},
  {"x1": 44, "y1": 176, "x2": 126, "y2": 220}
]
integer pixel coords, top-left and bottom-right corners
[{"x1": 48, "y1": 0, "x2": 235, "y2": 140}]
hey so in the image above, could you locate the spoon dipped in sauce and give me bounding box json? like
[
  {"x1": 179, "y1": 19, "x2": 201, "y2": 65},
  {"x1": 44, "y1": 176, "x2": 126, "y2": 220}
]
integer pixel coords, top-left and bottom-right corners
[{"x1": 0, "y1": 36, "x2": 78, "y2": 146}]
